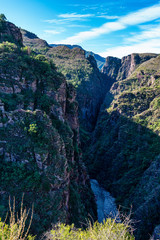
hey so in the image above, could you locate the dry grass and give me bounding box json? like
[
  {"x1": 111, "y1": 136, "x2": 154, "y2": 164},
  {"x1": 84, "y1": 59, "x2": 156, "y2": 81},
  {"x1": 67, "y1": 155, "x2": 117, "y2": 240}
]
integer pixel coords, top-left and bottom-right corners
[{"x1": 0, "y1": 195, "x2": 34, "y2": 240}]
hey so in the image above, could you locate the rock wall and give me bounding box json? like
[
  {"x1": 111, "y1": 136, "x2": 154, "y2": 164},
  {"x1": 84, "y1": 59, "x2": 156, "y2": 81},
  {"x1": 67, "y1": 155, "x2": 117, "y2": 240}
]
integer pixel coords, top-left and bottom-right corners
[
  {"x1": 0, "y1": 21, "x2": 23, "y2": 46},
  {"x1": 102, "y1": 53, "x2": 158, "y2": 82}
]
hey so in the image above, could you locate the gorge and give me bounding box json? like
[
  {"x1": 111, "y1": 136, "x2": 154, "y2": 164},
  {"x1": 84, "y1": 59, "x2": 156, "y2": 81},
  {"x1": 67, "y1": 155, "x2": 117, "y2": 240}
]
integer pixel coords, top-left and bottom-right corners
[{"x1": 0, "y1": 17, "x2": 160, "y2": 240}]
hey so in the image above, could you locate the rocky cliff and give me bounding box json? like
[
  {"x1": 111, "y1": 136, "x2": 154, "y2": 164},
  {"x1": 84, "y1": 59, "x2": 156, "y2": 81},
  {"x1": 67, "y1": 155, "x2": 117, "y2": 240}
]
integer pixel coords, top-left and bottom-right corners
[
  {"x1": 0, "y1": 20, "x2": 23, "y2": 46},
  {"x1": 102, "y1": 53, "x2": 158, "y2": 82},
  {"x1": 0, "y1": 21, "x2": 96, "y2": 237},
  {"x1": 21, "y1": 31, "x2": 110, "y2": 132},
  {"x1": 102, "y1": 56, "x2": 121, "y2": 82},
  {"x1": 45, "y1": 45, "x2": 111, "y2": 131},
  {"x1": 21, "y1": 29, "x2": 50, "y2": 53}
]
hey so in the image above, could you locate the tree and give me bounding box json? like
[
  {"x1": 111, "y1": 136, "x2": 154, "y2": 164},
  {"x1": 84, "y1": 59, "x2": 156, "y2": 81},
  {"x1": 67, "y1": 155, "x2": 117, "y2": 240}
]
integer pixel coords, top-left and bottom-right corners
[{"x1": 0, "y1": 14, "x2": 7, "y2": 22}]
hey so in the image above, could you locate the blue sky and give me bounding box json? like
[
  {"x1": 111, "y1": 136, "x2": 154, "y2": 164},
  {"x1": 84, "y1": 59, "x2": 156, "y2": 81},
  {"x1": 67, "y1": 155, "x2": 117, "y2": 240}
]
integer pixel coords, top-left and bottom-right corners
[{"x1": 1, "y1": 0, "x2": 160, "y2": 58}]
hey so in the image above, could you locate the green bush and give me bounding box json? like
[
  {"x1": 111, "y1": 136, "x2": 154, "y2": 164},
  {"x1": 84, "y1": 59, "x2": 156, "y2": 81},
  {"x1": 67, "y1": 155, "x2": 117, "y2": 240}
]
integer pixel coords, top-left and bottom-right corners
[{"x1": 49, "y1": 219, "x2": 134, "y2": 240}]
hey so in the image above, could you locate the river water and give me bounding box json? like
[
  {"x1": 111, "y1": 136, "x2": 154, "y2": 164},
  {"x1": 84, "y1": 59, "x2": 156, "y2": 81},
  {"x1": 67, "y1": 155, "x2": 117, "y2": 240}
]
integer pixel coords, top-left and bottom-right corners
[{"x1": 90, "y1": 179, "x2": 119, "y2": 223}]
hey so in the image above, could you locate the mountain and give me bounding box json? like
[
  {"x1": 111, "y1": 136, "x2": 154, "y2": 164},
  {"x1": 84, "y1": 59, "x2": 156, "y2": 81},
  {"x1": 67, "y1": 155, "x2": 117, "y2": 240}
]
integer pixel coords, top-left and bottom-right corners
[
  {"x1": 21, "y1": 30, "x2": 110, "y2": 131},
  {"x1": 21, "y1": 30, "x2": 105, "y2": 70},
  {"x1": 50, "y1": 44, "x2": 106, "y2": 70},
  {"x1": 0, "y1": 20, "x2": 22, "y2": 46},
  {"x1": 85, "y1": 51, "x2": 106, "y2": 70},
  {"x1": 45, "y1": 45, "x2": 111, "y2": 131},
  {"x1": 85, "y1": 53, "x2": 160, "y2": 239},
  {"x1": 21, "y1": 26, "x2": 160, "y2": 239},
  {"x1": 102, "y1": 53, "x2": 158, "y2": 81},
  {"x1": 0, "y1": 20, "x2": 96, "y2": 237},
  {"x1": 50, "y1": 43, "x2": 83, "y2": 49},
  {"x1": 2, "y1": 17, "x2": 160, "y2": 240}
]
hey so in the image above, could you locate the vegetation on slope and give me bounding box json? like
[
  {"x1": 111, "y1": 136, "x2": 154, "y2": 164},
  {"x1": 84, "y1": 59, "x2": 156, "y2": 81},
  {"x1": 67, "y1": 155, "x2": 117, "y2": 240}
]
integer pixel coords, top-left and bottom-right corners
[
  {"x1": 85, "y1": 54, "x2": 160, "y2": 239},
  {"x1": 0, "y1": 24, "x2": 96, "y2": 237},
  {"x1": 48, "y1": 220, "x2": 134, "y2": 240},
  {"x1": 0, "y1": 197, "x2": 135, "y2": 240},
  {"x1": 21, "y1": 30, "x2": 111, "y2": 132}
]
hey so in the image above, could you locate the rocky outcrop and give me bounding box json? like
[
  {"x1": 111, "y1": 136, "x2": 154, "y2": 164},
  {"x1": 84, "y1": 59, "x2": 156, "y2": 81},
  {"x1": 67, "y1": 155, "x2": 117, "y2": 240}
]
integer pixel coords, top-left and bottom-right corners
[
  {"x1": 0, "y1": 21, "x2": 23, "y2": 46},
  {"x1": 45, "y1": 46, "x2": 111, "y2": 131},
  {"x1": 102, "y1": 56, "x2": 121, "y2": 81},
  {"x1": 102, "y1": 53, "x2": 158, "y2": 82},
  {"x1": 85, "y1": 51, "x2": 106, "y2": 70},
  {"x1": 21, "y1": 29, "x2": 50, "y2": 51},
  {"x1": 117, "y1": 53, "x2": 158, "y2": 81},
  {"x1": 76, "y1": 55, "x2": 111, "y2": 131}
]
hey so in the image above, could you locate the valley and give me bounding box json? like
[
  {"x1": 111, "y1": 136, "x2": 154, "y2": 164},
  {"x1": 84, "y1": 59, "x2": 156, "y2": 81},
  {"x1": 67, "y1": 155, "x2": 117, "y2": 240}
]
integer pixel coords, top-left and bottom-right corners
[{"x1": 0, "y1": 16, "x2": 160, "y2": 239}]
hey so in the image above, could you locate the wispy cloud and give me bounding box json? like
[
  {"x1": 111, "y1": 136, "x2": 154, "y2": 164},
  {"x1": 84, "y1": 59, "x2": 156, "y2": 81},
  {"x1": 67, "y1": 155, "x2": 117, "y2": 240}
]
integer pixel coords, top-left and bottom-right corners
[
  {"x1": 126, "y1": 24, "x2": 160, "y2": 42},
  {"x1": 98, "y1": 15, "x2": 119, "y2": 20},
  {"x1": 44, "y1": 30, "x2": 63, "y2": 35},
  {"x1": 59, "y1": 22, "x2": 125, "y2": 44},
  {"x1": 101, "y1": 22, "x2": 160, "y2": 58},
  {"x1": 58, "y1": 13, "x2": 94, "y2": 19},
  {"x1": 44, "y1": 12, "x2": 94, "y2": 24},
  {"x1": 58, "y1": 3, "x2": 160, "y2": 44},
  {"x1": 98, "y1": 39, "x2": 160, "y2": 58},
  {"x1": 119, "y1": 4, "x2": 160, "y2": 25},
  {"x1": 44, "y1": 19, "x2": 65, "y2": 24}
]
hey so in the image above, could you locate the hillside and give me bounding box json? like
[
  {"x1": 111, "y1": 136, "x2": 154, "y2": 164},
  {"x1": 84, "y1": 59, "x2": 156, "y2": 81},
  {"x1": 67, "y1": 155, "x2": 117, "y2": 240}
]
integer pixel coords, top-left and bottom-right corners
[
  {"x1": 21, "y1": 29, "x2": 50, "y2": 51},
  {"x1": 21, "y1": 29, "x2": 110, "y2": 131},
  {"x1": 0, "y1": 20, "x2": 96, "y2": 237},
  {"x1": 1, "y1": 16, "x2": 160, "y2": 240},
  {"x1": 85, "y1": 53, "x2": 160, "y2": 239},
  {"x1": 21, "y1": 24, "x2": 160, "y2": 239}
]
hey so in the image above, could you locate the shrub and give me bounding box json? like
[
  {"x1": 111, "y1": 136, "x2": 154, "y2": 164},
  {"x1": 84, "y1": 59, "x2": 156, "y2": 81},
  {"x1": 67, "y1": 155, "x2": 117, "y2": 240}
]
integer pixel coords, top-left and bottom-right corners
[
  {"x1": 48, "y1": 218, "x2": 134, "y2": 240},
  {"x1": 28, "y1": 123, "x2": 38, "y2": 134}
]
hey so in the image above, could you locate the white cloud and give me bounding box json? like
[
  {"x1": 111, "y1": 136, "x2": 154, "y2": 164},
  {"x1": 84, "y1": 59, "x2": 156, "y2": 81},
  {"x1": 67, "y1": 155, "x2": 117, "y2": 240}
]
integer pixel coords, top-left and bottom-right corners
[
  {"x1": 44, "y1": 13, "x2": 94, "y2": 24},
  {"x1": 119, "y1": 4, "x2": 160, "y2": 25},
  {"x1": 59, "y1": 22, "x2": 125, "y2": 44},
  {"x1": 98, "y1": 15, "x2": 119, "y2": 20},
  {"x1": 58, "y1": 3, "x2": 160, "y2": 44},
  {"x1": 44, "y1": 19, "x2": 64, "y2": 24},
  {"x1": 58, "y1": 13, "x2": 94, "y2": 18},
  {"x1": 98, "y1": 39, "x2": 160, "y2": 58},
  {"x1": 126, "y1": 24, "x2": 160, "y2": 42},
  {"x1": 44, "y1": 30, "x2": 62, "y2": 35}
]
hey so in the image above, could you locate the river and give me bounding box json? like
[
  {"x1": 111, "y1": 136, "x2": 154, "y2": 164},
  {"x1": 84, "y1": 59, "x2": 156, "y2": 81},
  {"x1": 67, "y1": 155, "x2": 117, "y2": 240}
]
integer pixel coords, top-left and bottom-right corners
[{"x1": 90, "y1": 179, "x2": 119, "y2": 223}]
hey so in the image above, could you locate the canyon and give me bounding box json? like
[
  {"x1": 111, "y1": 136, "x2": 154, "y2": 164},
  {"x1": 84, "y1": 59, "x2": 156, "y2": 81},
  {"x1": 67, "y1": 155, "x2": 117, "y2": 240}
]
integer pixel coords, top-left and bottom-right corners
[{"x1": 0, "y1": 18, "x2": 160, "y2": 239}]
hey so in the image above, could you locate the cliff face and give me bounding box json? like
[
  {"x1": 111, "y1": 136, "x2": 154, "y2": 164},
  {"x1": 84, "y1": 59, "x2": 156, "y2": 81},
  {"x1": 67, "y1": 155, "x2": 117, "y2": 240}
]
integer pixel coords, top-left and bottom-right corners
[
  {"x1": 0, "y1": 22, "x2": 96, "y2": 237},
  {"x1": 0, "y1": 21, "x2": 23, "y2": 46},
  {"x1": 117, "y1": 53, "x2": 158, "y2": 81},
  {"x1": 102, "y1": 56, "x2": 121, "y2": 82},
  {"x1": 47, "y1": 47, "x2": 112, "y2": 131},
  {"x1": 21, "y1": 31, "x2": 110, "y2": 131},
  {"x1": 102, "y1": 53, "x2": 158, "y2": 82},
  {"x1": 21, "y1": 29, "x2": 50, "y2": 52},
  {"x1": 86, "y1": 54, "x2": 160, "y2": 239}
]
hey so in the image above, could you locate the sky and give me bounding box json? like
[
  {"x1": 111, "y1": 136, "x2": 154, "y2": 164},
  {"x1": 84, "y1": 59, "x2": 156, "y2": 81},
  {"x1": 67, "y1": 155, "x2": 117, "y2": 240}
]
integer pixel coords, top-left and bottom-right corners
[{"x1": 1, "y1": 0, "x2": 160, "y2": 58}]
